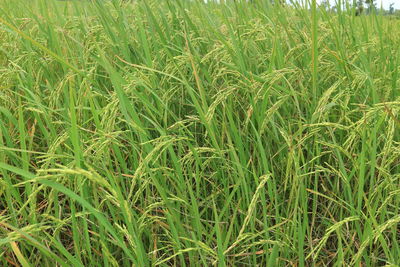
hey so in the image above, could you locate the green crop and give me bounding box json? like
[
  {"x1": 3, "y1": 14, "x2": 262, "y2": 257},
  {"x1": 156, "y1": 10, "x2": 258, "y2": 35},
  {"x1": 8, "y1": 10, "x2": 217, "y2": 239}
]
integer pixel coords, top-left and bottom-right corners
[{"x1": 0, "y1": 0, "x2": 399, "y2": 265}]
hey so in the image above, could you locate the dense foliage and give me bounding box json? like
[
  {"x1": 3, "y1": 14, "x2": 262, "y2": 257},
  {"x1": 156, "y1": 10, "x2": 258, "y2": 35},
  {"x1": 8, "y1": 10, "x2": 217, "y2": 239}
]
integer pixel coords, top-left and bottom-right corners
[{"x1": 1, "y1": 0, "x2": 399, "y2": 266}]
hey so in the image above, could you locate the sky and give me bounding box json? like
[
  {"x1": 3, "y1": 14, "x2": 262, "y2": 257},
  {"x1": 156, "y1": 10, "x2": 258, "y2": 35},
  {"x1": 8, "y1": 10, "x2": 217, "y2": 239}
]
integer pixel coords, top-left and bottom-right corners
[
  {"x1": 317, "y1": 0, "x2": 400, "y2": 10},
  {"x1": 381, "y1": 0, "x2": 400, "y2": 9},
  {"x1": 376, "y1": 0, "x2": 400, "y2": 9}
]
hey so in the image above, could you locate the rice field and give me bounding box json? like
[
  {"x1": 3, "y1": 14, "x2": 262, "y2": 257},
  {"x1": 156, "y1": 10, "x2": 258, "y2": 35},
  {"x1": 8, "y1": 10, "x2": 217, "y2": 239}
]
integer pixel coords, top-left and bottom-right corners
[{"x1": 1, "y1": 0, "x2": 400, "y2": 266}]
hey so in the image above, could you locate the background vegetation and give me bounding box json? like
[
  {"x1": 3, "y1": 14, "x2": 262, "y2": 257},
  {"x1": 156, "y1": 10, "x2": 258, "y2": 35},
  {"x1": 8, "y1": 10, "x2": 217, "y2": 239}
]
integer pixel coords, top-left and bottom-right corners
[{"x1": 1, "y1": 0, "x2": 399, "y2": 265}]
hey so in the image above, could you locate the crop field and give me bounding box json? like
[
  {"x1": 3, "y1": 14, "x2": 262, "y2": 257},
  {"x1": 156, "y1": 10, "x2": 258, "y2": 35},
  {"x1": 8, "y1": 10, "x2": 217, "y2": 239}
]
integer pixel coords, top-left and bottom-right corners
[{"x1": 0, "y1": 0, "x2": 400, "y2": 266}]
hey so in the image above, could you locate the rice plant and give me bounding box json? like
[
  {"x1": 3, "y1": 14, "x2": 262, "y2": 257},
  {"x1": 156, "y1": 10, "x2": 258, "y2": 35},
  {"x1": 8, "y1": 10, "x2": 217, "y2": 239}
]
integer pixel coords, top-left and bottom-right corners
[{"x1": 0, "y1": 0, "x2": 399, "y2": 265}]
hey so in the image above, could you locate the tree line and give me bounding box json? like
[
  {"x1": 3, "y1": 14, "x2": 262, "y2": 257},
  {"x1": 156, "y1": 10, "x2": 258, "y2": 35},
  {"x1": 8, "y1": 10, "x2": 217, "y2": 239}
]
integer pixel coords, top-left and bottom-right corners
[{"x1": 319, "y1": 0, "x2": 398, "y2": 16}]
